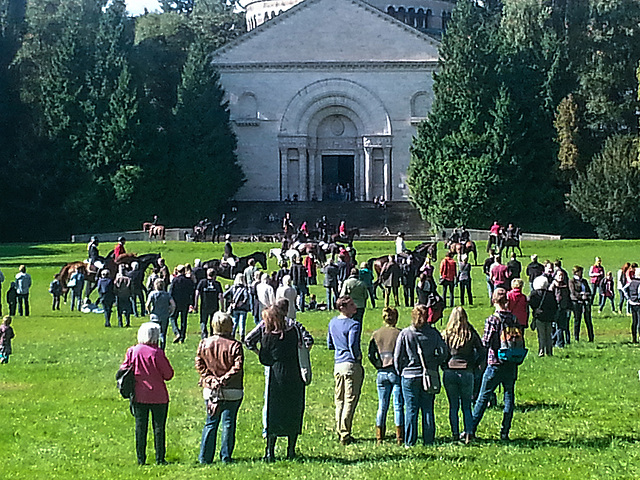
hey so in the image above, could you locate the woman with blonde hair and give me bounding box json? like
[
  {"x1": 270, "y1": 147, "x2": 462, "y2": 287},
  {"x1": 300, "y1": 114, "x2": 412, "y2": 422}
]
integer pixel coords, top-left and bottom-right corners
[
  {"x1": 442, "y1": 307, "x2": 482, "y2": 443},
  {"x1": 259, "y1": 306, "x2": 307, "y2": 461},
  {"x1": 195, "y1": 311, "x2": 244, "y2": 464},
  {"x1": 393, "y1": 305, "x2": 448, "y2": 446},
  {"x1": 368, "y1": 307, "x2": 404, "y2": 445}
]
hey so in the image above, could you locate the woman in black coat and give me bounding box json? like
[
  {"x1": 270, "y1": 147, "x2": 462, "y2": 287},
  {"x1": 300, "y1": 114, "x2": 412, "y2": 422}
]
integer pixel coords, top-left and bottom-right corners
[
  {"x1": 528, "y1": 275, "x2": 558, "y2": 357},
  {"x1": 259, "y1": 305, "x2": 306, "y2": 461}
]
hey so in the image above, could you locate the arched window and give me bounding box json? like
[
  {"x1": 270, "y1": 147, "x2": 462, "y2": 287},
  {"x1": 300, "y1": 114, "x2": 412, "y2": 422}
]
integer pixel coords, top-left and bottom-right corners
[
  {"x1": 416, "y1": 8, "x2": 425, "y2": 29},
  {"x1": 264, "y1": 11, "x2": 270, "y2": 21},
  {"x1": 408, "y1": 8, "x2": 416, "y2": 28},
  {"x1": 397, "y1": 7, "x2": 406, "y2": 24},
  {"x1": 387, "y1": 5, "x2": 395, "y2": 16},
  {"x1": 237, "y1": 92, "x2": 258, "y2": 121},
  {"x1": 411, "y1": 92, "x2": 431, "y2": 119},
  {"x1": 426, "y1": 9, "x2": 432, "y2": 29},
  {"x1": 442, "y1": 11, "x2": 452, "y2": 31}
]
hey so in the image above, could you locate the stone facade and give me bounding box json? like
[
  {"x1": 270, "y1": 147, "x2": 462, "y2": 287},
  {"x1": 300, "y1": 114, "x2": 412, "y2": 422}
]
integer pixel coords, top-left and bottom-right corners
[{"x1": 213, "y1": 0, "x2": 446, "y2": 202}]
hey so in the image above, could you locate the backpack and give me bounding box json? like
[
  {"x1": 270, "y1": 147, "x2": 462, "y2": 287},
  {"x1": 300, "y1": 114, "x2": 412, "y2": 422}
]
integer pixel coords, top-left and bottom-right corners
[
  {"x1": 116, "y1": 367, "x2": 135, "y2": 399},
  {"x1": 497, "y1": 313, "x2": 528, "y2": 365}
]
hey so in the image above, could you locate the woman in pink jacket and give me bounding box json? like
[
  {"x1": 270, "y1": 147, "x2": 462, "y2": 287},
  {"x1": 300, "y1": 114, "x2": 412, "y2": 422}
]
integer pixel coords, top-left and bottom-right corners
[{"x1": 121, "y1": 322, "x2": 174, "y2": 465}]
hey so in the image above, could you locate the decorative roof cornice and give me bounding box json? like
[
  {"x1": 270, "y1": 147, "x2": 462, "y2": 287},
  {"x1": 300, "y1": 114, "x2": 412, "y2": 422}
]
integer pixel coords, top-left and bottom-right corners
[
  {"x1": 215, "y1": 60, "x2": 438, "y2": 72},
  {"x1": 212, "y1": 0, "x2": 441, "y2": 60}
]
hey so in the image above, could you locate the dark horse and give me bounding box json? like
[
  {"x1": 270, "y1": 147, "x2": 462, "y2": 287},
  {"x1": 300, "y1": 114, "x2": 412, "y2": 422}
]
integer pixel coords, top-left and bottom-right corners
[
  {"x1": 501, "y1": 228, "x2": 523, "y2": 257},
  {"x1": 202, "y1": 251, "x2": 267, "y2": 280},
  {"x1": 449, "y1": 241, "x2": 478, "y2": 265},
  {"x1": 368, "y1": 241, "x2": 438, "y2": 291},
  {"x1": 331, "y1": 228, "x2": 360, "y2": 245}
]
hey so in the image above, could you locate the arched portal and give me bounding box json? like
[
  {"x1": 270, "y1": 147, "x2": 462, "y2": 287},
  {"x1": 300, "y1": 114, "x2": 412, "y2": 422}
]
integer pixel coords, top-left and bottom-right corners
[{"x1": 279, "y1": 79, "x2": 393, "y2": 201}]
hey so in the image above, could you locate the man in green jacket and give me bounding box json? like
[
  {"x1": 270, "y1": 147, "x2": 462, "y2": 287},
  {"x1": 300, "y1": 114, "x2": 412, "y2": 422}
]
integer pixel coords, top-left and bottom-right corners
[{"x1": 340, "y1": 268, "x2": 369, "y2": 323}]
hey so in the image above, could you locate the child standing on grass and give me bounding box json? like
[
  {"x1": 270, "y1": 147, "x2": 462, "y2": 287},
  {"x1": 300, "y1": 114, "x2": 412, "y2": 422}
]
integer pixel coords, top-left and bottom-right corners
[
  {"x1": 49, "y1": 274, "x2": 62, "y2": 311},
  {"x1": 598, "y1": 272, "x2": 616, "y2": 314},
  {"x1": 0, "y1": 316, "x2": 15, "y2": 364},
  {"x1": 6, "y1": 282, "x2": 17, "y2": 316}
]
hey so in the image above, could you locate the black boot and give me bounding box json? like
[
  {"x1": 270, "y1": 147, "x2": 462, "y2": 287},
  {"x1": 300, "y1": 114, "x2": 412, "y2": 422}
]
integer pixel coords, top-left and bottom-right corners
[{"x1": 263, "y1": 435, "x2": 276, "y2": 462}]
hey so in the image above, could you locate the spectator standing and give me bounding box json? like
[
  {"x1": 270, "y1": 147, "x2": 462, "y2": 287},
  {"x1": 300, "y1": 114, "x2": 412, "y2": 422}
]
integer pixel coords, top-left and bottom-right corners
[
  {"x1": 359, "y1": 262, "x2": 376, "y2": 308},
  {"x1": 393, "y1": 305, "x2": 448, "y2": 446},
  {"x1": 380, "y1": 255, "x2": 402, "y2": 307},
  {"x1": 6, "y1": 282, "x2": 17, "y2": 316},
  {"x1": 439, "y1": 252, "x2": 457, "y2": 308},
  {"x1": 551, "y1": 270, "x2": 572, "y2": 347},
  {"x1": 482, "y1": 250, "x2": 496, "y2": 299},
  {"x1": 97, "y1": 269, "x2": 115, "y2": 327},
  {"x1": 525, "y1": 254, "x2": 544, "y2": 292},
  {"x1": 327, "y1": 296, "x2": 363, "y2": 445},
  {"x1": 441, "y1": 307, "x2": 483, "y2": 444},
  {"x1": 457, "y1": 254, "x2": 472, "y2": 306},
  {"x1": 617, "y1": 263, "x2": 631, "y2": 314},
  {"x1": 68, "y1": 269, "x2": 85, "y2": 312},
  {"x1": 368, "y1": 307, "x2": 404, "y2": 445},
  {"x1": 506, "y1": 253, "x2": 522, "y2": 281},
  {"x1": 304, "y1": 253, "x2": 317, "y2": 285},
  {"x1": 169, "y1": 265, "x2": 195, "y2": 343},
  {"x1": 401, "y1": 256, "x2": 417, "y2": 307},
  {"x1": 275, "y1": 275, "x2": 297, "y2": 320},
  {"x1": 146, "y1": 279, "x2": 176, "y2": 350},
  {"x1": 471, "y1": 288, "x2": 523, "y2": 441},
  {"x1": 114, "y1": 266, "x2": 133, "y2": 328},
  {"x1": 622, "y1": 269, "x2": 640, "y2": 343},
  {"x1": 256, "y1": 273, "x2": 276, "y2": 322},
  {"x1": 120, "y1": 323, "x2": 174, "y2": 465},
  {"x1": 323, "y1": 260, "x2": 339, "y2": 310},
  {"x1": 15, "y1": 265, "x2": 32, "y2": 317},
  {"x1": 225, "y1": 274, "x2": 251, "y2": 341},
  {"x1": 0, "y1": 267, "x2": 4, "y2": 315},
  {"x1": 507, "y1": 278, "x2": 528, "y2": 328},
  {"x1": 337, "y1": 255, "x2": 350, "y2": 291},
  {"x1": 340, "y1": 268, "x2": 369, "y2": 323},
  {"x1": 127, "y1": 262, "x2": 147, "y2": 317},
  {"x1": 598, "y1": 272, "x2": 616, "y2": 313},
  {"x1": 195, "y1": 312, "x2": 244, "y2": 464},
  {"x1": 569, "y1": 266, "x2": 594, "y2": 342},
  {"x1": 194, "y1": 269, "x2": 224, "y2": 338},
  {"x1": 259, "y1": 306, "x2": 307, "y2": 461},
  {"x1": 192, "y1": 259, "x2": 206, "y2": 285},
  {"x1": 528, "y1": 276, "x2": 558, "y2": 357},
  {"x1": 49, "y1": 274, "x2": 62, "y2": 311},
  {"x1": 290, "y1": 257, "x2": 308, "y2": 312},
  {"x1": 490, "y1": 256, "x2": 510, "y2": 291},
  {"x1": 0, "y1": 316, "x2": 15, "y2": 364},
  {"x1": 589, "y1": 257, "x2": 605, "y2": 306}
]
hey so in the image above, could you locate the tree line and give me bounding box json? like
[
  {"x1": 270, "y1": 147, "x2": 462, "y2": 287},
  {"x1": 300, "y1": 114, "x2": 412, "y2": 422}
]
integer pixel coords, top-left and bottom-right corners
[
  {"x1": 0, "y1": 0, "x2": 245, "y2": 241},
  {"x1": 409, "y1": 0, "x2": 640, "y2": 239}
]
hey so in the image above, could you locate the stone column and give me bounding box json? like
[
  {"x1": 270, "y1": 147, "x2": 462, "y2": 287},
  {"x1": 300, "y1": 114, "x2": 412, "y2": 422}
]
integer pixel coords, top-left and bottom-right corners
[
  {"x1": 309, "y1": 150, "x2": 316, "y2": 201},
  {"x1": 280, "y1": 147, "x2": 288, "y2": 200},
  {"x1": 299, "y1": 148, "x2": 308, "y2": 201},
  {"x1": 364, "y1": 146, "x2": 373, "y2": 201},
  {"x1": 383, "y1": 146, "x2": 391, "y2": 201}
]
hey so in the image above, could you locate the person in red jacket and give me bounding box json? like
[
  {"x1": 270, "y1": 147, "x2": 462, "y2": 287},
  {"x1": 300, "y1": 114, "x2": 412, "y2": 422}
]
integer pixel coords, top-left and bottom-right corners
[
  {"x1": 440, "y1": 252, "x2": 457, "y2": 308},
  {"x1": 114, "y1": 236, "x2": 127, "y2": 259},
  {"x1": 507, "y1": 278, "x2": 528, "y2": 328}
]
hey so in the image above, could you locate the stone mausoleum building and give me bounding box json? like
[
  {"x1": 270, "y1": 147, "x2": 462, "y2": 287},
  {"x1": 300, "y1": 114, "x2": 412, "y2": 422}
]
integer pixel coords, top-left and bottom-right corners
[{"x1": 212, "y1": 0, "x2": 453, "y2": 203}]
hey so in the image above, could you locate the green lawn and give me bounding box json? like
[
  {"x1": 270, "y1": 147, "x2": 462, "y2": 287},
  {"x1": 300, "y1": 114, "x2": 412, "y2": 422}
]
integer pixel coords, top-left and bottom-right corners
[{"x1": 1, "y1": 239, "x2": 640, "y2": 479}]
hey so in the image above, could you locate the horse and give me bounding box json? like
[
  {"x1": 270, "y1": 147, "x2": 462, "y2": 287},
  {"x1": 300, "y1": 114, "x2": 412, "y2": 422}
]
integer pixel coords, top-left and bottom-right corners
[
  {"x1": 202, "y1": 251, "x2": 267, "y2": 280},
  {"x1": 268, "y1": 247, "x2": 300, "y2": 265},
  {"x1": 368, "y1": 242, "x2": 437, "y2": 294},
  {"x1": 501, "y1": 228, "x2": 523, "y2": 257},
  {"x1": 293, "y1": 242, "x2": 328, "y2": 265},
  {"x1": 193, "y1": 222, "x2": 211, "y2": 242},
  {"x1": 143, "y1": 223, "x2": 166, "y2": 242},
  {"x1": 448, "y1": 241, "x2": 478, "y2": 265},
  {"x1": 331, "y1": 228, "x2": 360, "y2": 245}
]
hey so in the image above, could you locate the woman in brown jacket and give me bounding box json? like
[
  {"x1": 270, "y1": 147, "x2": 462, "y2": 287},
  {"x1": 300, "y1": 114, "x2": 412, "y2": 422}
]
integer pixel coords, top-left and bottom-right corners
[{"x1": 195, "y1": 311, "x2": 244, "y2": 464}]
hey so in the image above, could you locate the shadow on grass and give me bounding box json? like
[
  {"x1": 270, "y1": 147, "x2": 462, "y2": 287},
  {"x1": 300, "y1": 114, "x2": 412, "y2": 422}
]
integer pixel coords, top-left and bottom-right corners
[
  {"x1": 513, "y1": 400, "x2": 566, "y2": 412},
  {"x1": 0, "y1": 245, "x2": 70, "y2": 259}
]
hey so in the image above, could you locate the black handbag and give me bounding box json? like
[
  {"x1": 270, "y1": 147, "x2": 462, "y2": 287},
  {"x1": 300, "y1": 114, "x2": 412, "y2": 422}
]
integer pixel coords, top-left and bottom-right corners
[{"x1": 116, "y1": 367, "x2": 135, "y2": 399}]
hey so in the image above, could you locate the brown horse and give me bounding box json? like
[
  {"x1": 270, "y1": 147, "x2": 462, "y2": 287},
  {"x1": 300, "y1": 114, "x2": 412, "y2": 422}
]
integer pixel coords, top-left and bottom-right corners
[
  {"x1": 143, "y1": 223, "x2": 166, "y2": 242},
  {"x1": 449, "y1": 241, "x2": 478, "y2": 265},
  {"x1": 368, "y1": 242, "x2": 437, "y2": 290}
]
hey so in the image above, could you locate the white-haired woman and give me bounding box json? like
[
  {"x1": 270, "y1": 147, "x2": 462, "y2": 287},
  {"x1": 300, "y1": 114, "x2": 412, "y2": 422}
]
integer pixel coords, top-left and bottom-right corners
[
  {"x1": 120, "y1": 322, "x2": 174, "y2": 465},
  {"x1": 275, "y1": 275, "x2": 297, "y2": 319},
  {"x1": 195, "y1": 311, "x2": 244, "y2": 464},
  {"x1": 145, "y1": 279, "x2": 175, "y2": 350},
  {"x1": 528, "y1": 275, "x2": 558, "y2": 357},
  {"x1": 224, "y1": 274, "x2": 251, "y2": 341}
]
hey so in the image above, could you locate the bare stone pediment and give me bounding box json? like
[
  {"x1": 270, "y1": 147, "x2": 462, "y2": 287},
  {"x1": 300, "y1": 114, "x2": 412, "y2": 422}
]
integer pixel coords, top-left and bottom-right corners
[{"x1": 213, "y1": 0, "x2": 441, "y2": 65}]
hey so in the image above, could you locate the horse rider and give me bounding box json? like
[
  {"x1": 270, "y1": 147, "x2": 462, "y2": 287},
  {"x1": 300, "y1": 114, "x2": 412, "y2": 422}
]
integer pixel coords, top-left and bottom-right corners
[
  {"x1": 489, "y1": 221, "x2": 501, "y2": 249},
  {"x1": 223, "y1": 234, "x2": 237, "y2": 268},
  {"x1": 114, "y1": 237, "x2": 126, "y2": 259},
  {"x1": 87, "y1": 236, "x2": 104, "y2": 271},
  {"x1": 318, "y1": 216, "x2": 329, "y2": 242},
  {"x1": 300, "y1": 221, "x2": 309, "y2": 236},
  {"x1": 505, "y1": 223, "x2": 517, "y2": 241},
  {"x1": 395, "y1": 232, "x2": 408, "y2": 260},
  {"x1": 339, "y1": 220, "x2": 346, "y2": 238},
  {"x1": 151, "y1": 214, "x2": 159, "y2": 226},
  {"x1": 459, "y1": 226, "x2": 470, "y2": 243},
  {"x1": 282, "y1": 212, "x2": 295, "y2": 237}
]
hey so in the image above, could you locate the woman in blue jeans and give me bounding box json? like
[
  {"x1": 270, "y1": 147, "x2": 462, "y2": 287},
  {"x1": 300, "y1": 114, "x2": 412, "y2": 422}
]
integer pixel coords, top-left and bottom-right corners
[
  {"x1": 441, "y1": 307, "x2": 483, "y2": 444},
  {"x1": 393, "y1": 305, "x2": 448, "y2": 446},
  {"x1": 368, "y1": 307, "x2": 404, "y2": 444},
  {"x1": 195, "y1": 312, "x2": 244, "y2": 464}
]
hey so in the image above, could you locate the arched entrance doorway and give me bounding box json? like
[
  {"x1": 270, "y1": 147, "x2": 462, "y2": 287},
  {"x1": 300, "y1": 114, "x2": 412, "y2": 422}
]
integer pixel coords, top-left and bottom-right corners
[{"x1": 278, "y1": 79, "x2": 393, "y2": 201}]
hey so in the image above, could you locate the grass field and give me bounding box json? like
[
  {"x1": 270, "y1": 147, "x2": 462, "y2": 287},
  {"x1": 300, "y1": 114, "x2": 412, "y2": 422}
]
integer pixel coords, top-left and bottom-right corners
[{"x1": 1, "y1": 239, "x2": 640, "y2": 479}]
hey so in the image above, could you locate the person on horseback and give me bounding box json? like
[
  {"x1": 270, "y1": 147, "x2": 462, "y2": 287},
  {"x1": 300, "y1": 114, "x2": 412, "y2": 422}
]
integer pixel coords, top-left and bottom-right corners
[
  {"x1": 151, "y1": 215, "x2": 159, "y2": 226},
  {"x1": 87, "y1": 236, "x2": 104, "y2": 271},
  {"x1": 459, "y1": 226, "x2": 470, "y2": 244},
  {"x1": 114, "y1": 237, "x2": 126, "y2": 259},
  {"x1": 339, "y1": 220, "x2": 346, "y2": 238},
  {"x1": 395, "y1": 232, "x2": 407, "y2": 256},
  {"x1": 449, "y1": 228, "x2": 461, "y2": 246},
  {"x1": 282, "y1": 212, "x2": 294, "y2": 237},
  {"x1": 223, "y1": 234, "x2": 237, "y2": 268},
  {"x1": 318, "y1": 216, "x2": 329, "y2": 242},
  {"x1": 300, "y1": 221, "x2": 309, "y2": 236}
]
